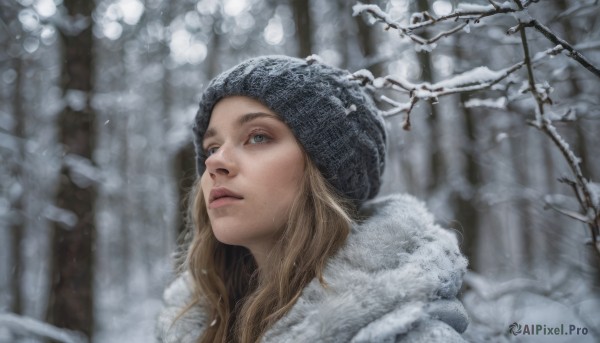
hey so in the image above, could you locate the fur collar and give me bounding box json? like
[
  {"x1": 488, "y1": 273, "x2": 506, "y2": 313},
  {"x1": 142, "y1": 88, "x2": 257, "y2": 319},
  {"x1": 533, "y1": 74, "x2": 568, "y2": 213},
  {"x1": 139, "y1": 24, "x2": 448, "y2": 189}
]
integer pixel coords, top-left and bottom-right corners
[{"x1": 156, "y1": 194, "x2": 469, "y2": 342}]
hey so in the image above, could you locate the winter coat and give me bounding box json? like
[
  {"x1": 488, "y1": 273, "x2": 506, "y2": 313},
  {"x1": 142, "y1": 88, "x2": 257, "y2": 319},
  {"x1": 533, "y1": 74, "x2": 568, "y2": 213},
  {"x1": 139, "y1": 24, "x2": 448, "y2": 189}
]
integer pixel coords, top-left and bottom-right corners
[{"x1": 155, "y1": 193, "x2": 469, "y2": 342}]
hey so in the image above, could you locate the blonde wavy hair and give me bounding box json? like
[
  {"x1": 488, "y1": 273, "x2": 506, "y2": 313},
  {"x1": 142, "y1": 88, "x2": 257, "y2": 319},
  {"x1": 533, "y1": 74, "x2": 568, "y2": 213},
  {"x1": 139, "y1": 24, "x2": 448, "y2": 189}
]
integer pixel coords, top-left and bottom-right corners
[{"x1": 182, "y1": 153, "x2": 354, "y2": 343}]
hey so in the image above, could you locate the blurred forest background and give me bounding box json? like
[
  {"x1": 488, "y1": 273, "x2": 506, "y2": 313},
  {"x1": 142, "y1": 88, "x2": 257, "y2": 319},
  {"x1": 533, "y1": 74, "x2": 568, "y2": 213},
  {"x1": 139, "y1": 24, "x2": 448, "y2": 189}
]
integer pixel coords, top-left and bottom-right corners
[{"x1": 0, "y1": 0, "x2": 599, "y2": 342}]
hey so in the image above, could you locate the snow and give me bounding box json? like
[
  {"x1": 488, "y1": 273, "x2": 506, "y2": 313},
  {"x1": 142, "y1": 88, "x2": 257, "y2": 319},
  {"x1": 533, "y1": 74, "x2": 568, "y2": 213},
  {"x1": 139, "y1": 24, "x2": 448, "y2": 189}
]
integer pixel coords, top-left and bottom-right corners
[
  {"x1": 432, "y1": 1, "x2": 453, "y2": 16},
  {"x1": 345, "y1": 104, "x2": 357, "y2": 115},
  {"x1": 588, "y1": 182, "x2": 600, "y2": 208},
  {"x1": 456, "y1": 1, "x2": 516, "y2": 13},
  {"x1": 544, "y1": 120, "x2": 582, "y2": 170},
  {"x1": 463, "y1": 271, "x2": 598, "y2": 342},
  {"x1": 456, "y1": 3, "x2": 494, "y2": 12},
  {"x1": 372, "y1": 77, "x2": 386, "y2": 89},
  {"x1": 409, "y1": 12, "x2": 429, "y2": 24},
  {"x1": 546, "y1": 108, "x2": 576, "y2": 122},
  {"x1": 434, "y1": 66, "x2": 505, "y2": 89},
  {"x1": 34, "y1": 0, "x2": 57, "y2": 18},
  {"x1": 464, "y1": 97, "x2": 507, "y2": 109},
  {"x1": 414, "y1": 42, "x2": 437, "y2": 52},
  {"x1": 499, "y1": 1, "x2": 518, "y2": 10},
  {"x1": 352, "y1": 2, "x2": 402, "y2": 27},
  {"x1": 0, "y1": 313, "x2": 88, "y2": 343},
  {"x1": 64, "y1": 154, "x2": 103, "y2": 188},
  {"x1": 65, "y1": 89, "x2": 87, "y2": 112},
  {"x1": 534, "y1": 45, "x2": 564, "y2": 60},
  {"x1": 463, "y1": 23, "x2": 471, "y2": 33},
  {"x1": 18, "y1": 8, "x2": 40, "y2": 31},
  {"x1": 118, "y1": 0, "x2": 145, "y2": 26},
  {"x1": 511, "y1": 7, "x2": 533, "y2": 22},
  {"x1": 170, "y1": 29, "x2": 208, "y2": 64},
  {"x1": 380, "y1": 95, "x2": 414, "y2": 117},
  {"x1": 0, "y1": 132, "x2": 19, "y2": 153},
  {"x1": 305, "y1": 54, "x2": 324, "y2": 65},
  {"x1": 93, "y1": 298, "x2": 163, "y2": 343},
  {"x1": 352, "y1": 69, "x2": 374, "y2": 82},
  {"x1": 3, "y1": 2, "x2": 598, "y2": 343},
  {"x1": 42, "y1": 204, "x2": 78, "y2": 229},
  {"x1": 50, "y1": 12, "x2": 90, "y2": 36},
  {"x1": 264, "y1": 16, "x2": 284, "y2": 46},
  {"x1": 374, "y1": 65, "x2": 517, "y2": 101},
  {"x1": 352, "y1": 3, "x2": 393, "y2": 24}
]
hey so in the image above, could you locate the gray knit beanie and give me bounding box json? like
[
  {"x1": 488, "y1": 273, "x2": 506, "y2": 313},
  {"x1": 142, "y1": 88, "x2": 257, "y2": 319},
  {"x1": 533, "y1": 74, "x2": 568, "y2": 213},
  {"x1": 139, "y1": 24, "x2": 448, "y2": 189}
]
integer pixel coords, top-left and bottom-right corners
[{"x1": 193, "y1": 55, "x2": 386, "y2": 205}]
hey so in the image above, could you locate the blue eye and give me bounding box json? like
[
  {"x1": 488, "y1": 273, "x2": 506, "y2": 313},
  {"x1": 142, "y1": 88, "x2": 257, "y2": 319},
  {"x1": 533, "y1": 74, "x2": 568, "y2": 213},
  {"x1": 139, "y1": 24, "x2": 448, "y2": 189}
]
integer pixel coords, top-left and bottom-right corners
[
  {"x1": 249, "y1": 134, "x2": 268, "y2": 144},
  {"x1": 205, "y1": 146, "x2": 218, "y2": 156}
]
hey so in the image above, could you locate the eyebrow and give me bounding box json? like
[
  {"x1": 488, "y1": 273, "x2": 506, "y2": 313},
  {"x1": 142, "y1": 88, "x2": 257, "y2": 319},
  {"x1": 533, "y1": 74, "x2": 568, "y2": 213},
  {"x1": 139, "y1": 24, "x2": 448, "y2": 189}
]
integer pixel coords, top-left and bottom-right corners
[{"x1": 203, "y1": 112, "x2": 281, "y2": 142}]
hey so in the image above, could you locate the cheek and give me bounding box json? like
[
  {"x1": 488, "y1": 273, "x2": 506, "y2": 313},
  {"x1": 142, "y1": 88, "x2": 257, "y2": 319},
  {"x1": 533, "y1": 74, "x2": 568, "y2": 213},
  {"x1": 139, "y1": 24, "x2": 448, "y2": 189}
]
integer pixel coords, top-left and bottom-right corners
[{"x1": 260, "y1": 150, "x2": 304, "y2": 192}]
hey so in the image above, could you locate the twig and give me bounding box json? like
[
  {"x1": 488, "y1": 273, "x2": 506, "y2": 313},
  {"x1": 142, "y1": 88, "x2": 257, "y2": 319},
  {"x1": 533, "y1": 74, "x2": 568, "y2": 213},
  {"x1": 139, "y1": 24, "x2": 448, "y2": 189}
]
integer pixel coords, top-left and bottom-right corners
[
  {"x1": 357, "y1": 2, "x2": 600, "y2": 77},
  {"x1": 357, "y1": 0, "x2": 600, "y2": 255},
  {"x1": 533, "y1": 119, "x2": 600, "y2": 233},
  {"x1": 558, "y1": 177, "x2": 585, "y2": 210},
  {"x1": 516, "y1": 10, "x2": 600, "y2": 255},
  {"x1": 512, "y1": 0, "x2": 600, "y2": 78},
  {"x1": 353, "y1": 3, "x2": 519, "y2": 47},
  {"x1": 370, "y1": 62, "x2": 525, "y2": 124},
  {"x1": 544, "y1": 201, "x2": 590, "y2": 223},
  {"x1": 517, "y1": 22, "x2": 546, "y2": 122},
  {"x1": 381, "y1": 95, "x2": 417, "y2": 130},
  {"x1": 530, "y1": 20, "x2": 600, "y2": 78},
  {"x1": 425, "y1": 22, "x2": 469, "y2": 45},
  {"x1": 385, "y1": 62, "x2": 524, "y2": 97}
]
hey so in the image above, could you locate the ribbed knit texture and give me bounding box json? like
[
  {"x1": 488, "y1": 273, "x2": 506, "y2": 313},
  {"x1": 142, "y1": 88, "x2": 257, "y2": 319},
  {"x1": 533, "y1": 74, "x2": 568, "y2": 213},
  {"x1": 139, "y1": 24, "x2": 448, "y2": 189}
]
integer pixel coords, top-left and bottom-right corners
[{"x1": 193, "y1": 55, "x2": 387, "y2": 204}]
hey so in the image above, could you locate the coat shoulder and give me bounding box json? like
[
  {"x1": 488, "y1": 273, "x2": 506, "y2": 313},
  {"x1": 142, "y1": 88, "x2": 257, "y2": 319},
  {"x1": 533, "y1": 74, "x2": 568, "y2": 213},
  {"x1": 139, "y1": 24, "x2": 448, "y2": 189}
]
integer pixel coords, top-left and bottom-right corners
[
  {"x1": 264, "y1": 193, "x2": 470, "y2": 342},
  {"x1": 155, "y1": 273, "x2": 207, "y2": 343}
]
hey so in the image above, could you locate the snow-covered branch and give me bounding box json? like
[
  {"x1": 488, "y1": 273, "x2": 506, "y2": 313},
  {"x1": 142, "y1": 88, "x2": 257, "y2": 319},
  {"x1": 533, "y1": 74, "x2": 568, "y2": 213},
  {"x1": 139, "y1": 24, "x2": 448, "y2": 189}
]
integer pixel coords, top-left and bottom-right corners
[
  {"x1": 352, "y1": 62, "x2": 524, "y2": 127},
  {"x1": 531, "y1": 118, "x2": 600, "y2": 253},
  {"x1": 353, "y1": 2, "x2": 520, "y2": 31},
  {"x1": 353, "y1": 0, "x2": 600, "y2": 257},
  {"x1": 352, "y1": 2, "x2": 520, "y2": 49},
  {"x1": 529, "y1": 20, "x2": 600, "y2": 78},
  {"x1": 355, "y1": 1, "x2": 600, "y2": 77},
  {"x1": 0, "y1": 313, "x2": 88, "y2": 343},
  {"x1": 516, "y1": 16, "x2": 600, "y2": 255}
]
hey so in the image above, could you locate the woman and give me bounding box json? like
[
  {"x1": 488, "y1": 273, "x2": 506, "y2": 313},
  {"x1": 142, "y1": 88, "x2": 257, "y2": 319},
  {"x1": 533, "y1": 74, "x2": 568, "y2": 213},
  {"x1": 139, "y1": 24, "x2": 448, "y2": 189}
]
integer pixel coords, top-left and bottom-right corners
[{"x1": 156, "y1": 55, "x2": 469, "y2": 342}]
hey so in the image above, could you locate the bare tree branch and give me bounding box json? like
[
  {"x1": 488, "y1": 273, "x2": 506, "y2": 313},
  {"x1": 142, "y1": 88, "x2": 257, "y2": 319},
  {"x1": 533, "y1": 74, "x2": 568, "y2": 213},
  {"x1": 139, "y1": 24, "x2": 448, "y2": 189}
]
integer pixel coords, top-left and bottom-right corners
[
  {"x1": 355, "y1": 2, "x2": 600, "y2": 77},
  {"x1": 514, "y1": 7, "x2": 600, "y2": 255},
  {"x1": 544, "y1": 200, "x2": 590, "y2": 223},
  {"x1": 354, "y1": 62, "x2": 526, "y2": 130},
  {"x1": 353, "y1": 3, "x2": 519, "y2": 32},
  {"x1": 352, "y1": 3, "x2": 519, "y2": 49},
  {"x1": 355, "y1": 0, "x2": 600, "y2": 256},
  {"x1": 512, "y1": 0, "x2": 600, "y2": 78},
  {"x1": 530, "y1": 20, "x2": 600, "y2": 78}
]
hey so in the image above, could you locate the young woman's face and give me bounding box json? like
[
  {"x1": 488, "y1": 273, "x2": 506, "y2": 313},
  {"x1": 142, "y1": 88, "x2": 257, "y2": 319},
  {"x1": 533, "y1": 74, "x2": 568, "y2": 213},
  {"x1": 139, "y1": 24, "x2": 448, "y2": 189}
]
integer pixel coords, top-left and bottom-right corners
[{"x1": 200, "y1": 96, "x2": 305, "y2": 257}]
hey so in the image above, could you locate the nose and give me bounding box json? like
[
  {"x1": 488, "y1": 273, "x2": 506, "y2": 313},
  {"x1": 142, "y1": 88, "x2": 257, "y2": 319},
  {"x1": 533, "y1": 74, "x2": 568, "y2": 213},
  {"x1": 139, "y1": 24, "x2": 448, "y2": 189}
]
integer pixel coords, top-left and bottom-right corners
[{"x1": 204, "y1": 143, "x2": 237, "y2": 179}]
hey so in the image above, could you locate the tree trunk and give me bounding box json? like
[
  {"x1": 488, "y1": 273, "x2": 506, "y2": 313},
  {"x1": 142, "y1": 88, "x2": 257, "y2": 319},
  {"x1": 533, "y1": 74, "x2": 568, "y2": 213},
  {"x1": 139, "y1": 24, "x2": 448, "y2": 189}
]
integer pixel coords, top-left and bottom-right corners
[
  {"x1": 353, "y1": 0, "x2": 383, "y2": 76},
  {"x1": 292, "y1": 0, "x2": 313, "y2": 57},
  {"x1": 46, "y1": 0, "x2": 96, "y2": 338},
  {"x1": 10, "y1": 54, "x2": 24, "y2": 316},
  {"x1": 414, "y1": 0, "x2": 445, "y2": 193},
  {"x1": 454, "y1": 91, "x2": 481, "y2": 267},
  {"x1": 555, "y1": 0, "x2": 599, "y2": 284}
]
